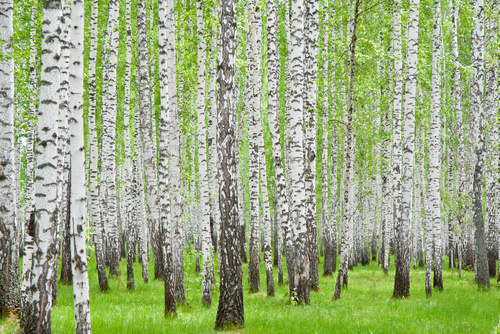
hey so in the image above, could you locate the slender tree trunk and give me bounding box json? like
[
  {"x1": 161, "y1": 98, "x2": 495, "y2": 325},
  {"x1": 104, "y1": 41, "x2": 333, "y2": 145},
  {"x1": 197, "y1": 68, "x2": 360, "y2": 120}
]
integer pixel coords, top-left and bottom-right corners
[
  {"x1": 197, "y1": 0, "x2": 214, "y2": 306},
  {"x1": 470, "y1": 0, "x2": 490, "y2": 289},
  {"x1": 334, "y1": 0, "x2": 360, "y2": 301},
  {"x1": 484, "y1": 0, "x2": 498, "y2": 278},
  {"x1": 68, "y1": 0, "x2": 93, "y2": 328},
  {"x1": 214, "y1": 0, "x2": 245, "y2": 326},
  {"x1": 21, "y1": 1, "x2": 62, "y2": 330},
  {"x1": 0, "y1": 0, "x2": 20, "y2": 314},
  {"x1": 393, "y1": 0, "x2": 419, "y2": 298},
  {"x1": 60, "y1": 180, "x2": 73, "y2": 285},
  {"x1": 87, "y1": 0, "x2": 109, "y2": 292},
  {"x1": 102, "y1": 0, "x2": 121, "y2": 277},
  {"x1": 247, "y1": 0, "x2": 262, "y2": 293},
  {"x1": 266, "y1": 0, "x2": 285, "y2": 286},
  {"x1": 256, "y1": 96, "x2": 275, "y2": 296},
  {"x1": 158, "y1": 0, "x2": 177, "y2": 315},
  {"x1": 287, "y1": 0, "x2": 310, "y2": 304},
  {"x1": 304, "y1": 0, "x2": 319, "y2": 293},
  {"x1": 429, "y1": 0, "x2": 443, "y2": 292}
]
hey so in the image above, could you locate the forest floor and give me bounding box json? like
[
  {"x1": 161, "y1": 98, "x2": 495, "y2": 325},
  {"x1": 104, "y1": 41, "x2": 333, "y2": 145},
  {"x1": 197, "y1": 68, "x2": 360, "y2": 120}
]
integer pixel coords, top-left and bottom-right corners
[{"x1": 2, "y1": 250, "x2": 500, "y2": 333}]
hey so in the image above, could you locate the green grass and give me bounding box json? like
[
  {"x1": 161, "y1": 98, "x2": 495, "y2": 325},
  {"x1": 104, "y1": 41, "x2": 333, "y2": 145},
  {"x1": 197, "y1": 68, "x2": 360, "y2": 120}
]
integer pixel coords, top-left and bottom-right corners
[{"x1": 3, "y1": 252, "x2": 500, "y2": 333}]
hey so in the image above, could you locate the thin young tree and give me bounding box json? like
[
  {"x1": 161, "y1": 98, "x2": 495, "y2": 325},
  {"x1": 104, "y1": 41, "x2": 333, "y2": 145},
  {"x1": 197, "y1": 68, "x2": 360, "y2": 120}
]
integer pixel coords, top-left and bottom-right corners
[
  {"x1": 68, "y1": 0, "x2": 92, "y2": 328},
  {"x1": 470, "y1": 0, "x2": 490, "y2": 289},
  {"x1": 0, "y1": 0, "x2": 20, "y2": 315},
  {"x1": 196, "y1": 0, "x2": 213, "y2": 306},
  {"x1": 429, "y1": 0, "x2": 443, "y2": 291},
  {"x1": 158, "y1": 0, "x2": 177, "y2": 315},
  {"x1": 214, "y1": 0, "x2": 245, "y2": 327},
  {"x1": 247, "y1": 0, "x2": 262, "y2": 293},
  {"x1": 393, "y1": 0, "x2": 420, "y2": 298},
  {"x1": 266, "y1": 0, "x2": 285, "y2": 285},
  {"x1": 87, "y1": 0, "x2": 109, "y2": 291},
  {"x1": 333, "y1": 0, "x2": 360, "y2": 301}
]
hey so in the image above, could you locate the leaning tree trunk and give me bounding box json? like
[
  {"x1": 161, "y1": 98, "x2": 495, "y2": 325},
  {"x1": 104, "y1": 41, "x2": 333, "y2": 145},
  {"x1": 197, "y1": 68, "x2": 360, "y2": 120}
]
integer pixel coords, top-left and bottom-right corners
[
  {"x1": 333, "y1": 0, "x2": 359, "y2": 301},
  {"x1": 470, "y1": 0, "x2": 490, "y2": 289},
  {"x1": 21, "y1": 0, "x2": 62, "y2": 331},
  {"x1": 0, "y1": 0, "x2": 20, "y2": 315},
  {"x1": 214, "y1": 0, "x2": 245, "y2": 327},
  {"x1": 68, "y1": 0, "x2": 92, "y2": 328},
  {"x1": 393, "y1": 0, "x2": 419, "y2": 298}
]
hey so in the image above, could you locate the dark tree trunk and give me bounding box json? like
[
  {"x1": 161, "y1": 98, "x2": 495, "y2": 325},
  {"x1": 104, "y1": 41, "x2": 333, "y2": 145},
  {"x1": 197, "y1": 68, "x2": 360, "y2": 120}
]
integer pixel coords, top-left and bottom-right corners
[{"x1": 214, "y1": 0, "x2": 244, "y2": 327}]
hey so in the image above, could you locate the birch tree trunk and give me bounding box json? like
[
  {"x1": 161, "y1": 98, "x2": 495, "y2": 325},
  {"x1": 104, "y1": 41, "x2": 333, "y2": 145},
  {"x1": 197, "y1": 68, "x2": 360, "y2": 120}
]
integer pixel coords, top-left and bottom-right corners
[
  {"x1": 102, "y1": 0, "x2": 121, "y2": 277},
  {"x1": 21, "y1": 3, "x2": 39, "y2": 305},
  {"x1": 484, "y1": 0, "x2": 498, "y2": 278},
  {"x1": 158, "y1": 0, "x2": 176, "y2": 315},
  {"x1": 266, "y1": 0, "x2": 285, "y2": 286},
  {"x1": 334, "y1": 0, "x2": 360, "y2": 300},
  {"x1": 168, "y1": 19, "x2": 185, "y2": 308},
  {"x1": 391, "y1": 0, "x2": 403, "y2": 281},
  {"x1": 470, "y1": 0, "x2": 490, "y2": 289},
  {"x1": 214, "y1": 0, "x2": 245, "y2": 326},
  {"x1": 0, "y1": 0, "x2": 20, "y2": 314},
  {"x1": 304, "y1": 0, "x2": 319, "y2": 293},
  {"x1": 138, "y1": 0, "x2": 163, "y2": 284},
  {"x1": 87, "y1": 0, "x2": 109, "y2": 292},
  {"x1": 21, "y1": 1, "x2": 62, "y2": 330},
  {"x1": 287, "y1": 0, "x2": 310, "y2": 304},
  {"x1": 429, "y1": 0, "x2": 443, "y2": 291},
  {"x1": 256, "y1": 98, "x2": 275, "y2": 296},
  {"x1": 196, "y1": 0, "x2": 213, "y2": 306},
  {"x1": 393, "y1": 0, "x2": 419, "y2": 298},
  {"x1": 247, "y1": 0, "x2": 262, "y2": 293},
  {"x1": 68, "y1": 0, "x2": 92, "y2": 328}
]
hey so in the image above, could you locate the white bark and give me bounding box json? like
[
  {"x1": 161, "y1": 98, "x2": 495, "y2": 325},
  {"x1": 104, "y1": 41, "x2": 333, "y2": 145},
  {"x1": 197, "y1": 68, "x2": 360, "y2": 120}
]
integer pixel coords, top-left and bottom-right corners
[
  {"x1": 0, "y1": 0, "x2": 19, "y2": 313},
  {"x1": 429, "y1": 0, "x2": 443, "y2": 290},
  {"x1": 247, "y1": 0, "x2": 262, "y2": 293},
  {"x1": 158, "y1": 0, "x2": 176, "y2": 313},
  {"x1": 22, "y1": 1, "x2": 62, "y2": 330},
  {"x1": 197, "y1": 0, "x2": 213, "y2": 306},
  {"x1": 68, "y1": 0, "x2": 92, "y2": 329}
]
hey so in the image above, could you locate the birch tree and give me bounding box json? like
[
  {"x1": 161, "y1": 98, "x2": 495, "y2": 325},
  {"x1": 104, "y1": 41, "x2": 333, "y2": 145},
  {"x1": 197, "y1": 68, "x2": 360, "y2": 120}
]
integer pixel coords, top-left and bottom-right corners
[
  {"x1": 484, "y1": 0, "x2": 498, "y2": 278},
  {"x1": 470, "y1": 0, "x2": 490, "y2": 289},
  {"x1": 87, "y1": 0, "x2": 109, "y2": 291},
  {"x1": 334, "y1": 0, "x2": 360, "y2": 301},
  {"x1": 68, "y1": 0, "x2": 92, "y2": 328},
  {"x1": 247, "y1": 0, "x2": 262, "y2": 293},
  {"x1": 266, "y1": 0, "x2": 285, "y2": 285},
  {"x1": 214, "y1": 0, "x2": 245, "y2": 326},
  {"x1": 196, "y1": 0, "x2": 213, "y2": 306},
  {"x1": 393, "y1": 0, "x2": 419, "y2": 298},
  {"x1": 429, "y1": 0, "x2": 443, "y2": 291},
  {"x1": 0, "y1": 0, "x2": 20, "y2": 314},
  {"x1": 21, "y1": 0, "x2": 62, "y2": 330},
  {"x1": 101, "y1": 0, "x2": 121, "y2": 277},
  {"x1": 158, "y1": 0, "x2": 177, "y2": 315}
]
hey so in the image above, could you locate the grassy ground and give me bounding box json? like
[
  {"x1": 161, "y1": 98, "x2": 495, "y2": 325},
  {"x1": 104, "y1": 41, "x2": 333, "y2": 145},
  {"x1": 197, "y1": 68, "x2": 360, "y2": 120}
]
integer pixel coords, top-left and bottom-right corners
[{"x1": 3, "y1": 251, "x2": 500, "y2": 333}]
